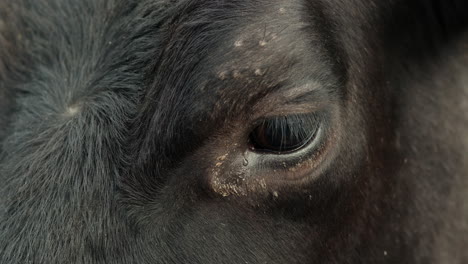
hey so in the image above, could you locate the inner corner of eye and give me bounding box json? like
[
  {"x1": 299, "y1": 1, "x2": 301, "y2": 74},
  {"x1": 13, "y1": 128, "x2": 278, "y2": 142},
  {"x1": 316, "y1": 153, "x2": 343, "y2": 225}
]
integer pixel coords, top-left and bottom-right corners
[{"x1": 247, "y1": 113, "x2": 320, "y2": 154}]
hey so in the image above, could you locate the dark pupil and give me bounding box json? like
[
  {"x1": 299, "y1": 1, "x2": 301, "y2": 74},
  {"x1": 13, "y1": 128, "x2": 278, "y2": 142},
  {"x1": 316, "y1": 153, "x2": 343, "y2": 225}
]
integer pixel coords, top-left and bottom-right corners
[{"x1": 249, "y1": 114, "x2": 319, "y2": 153}]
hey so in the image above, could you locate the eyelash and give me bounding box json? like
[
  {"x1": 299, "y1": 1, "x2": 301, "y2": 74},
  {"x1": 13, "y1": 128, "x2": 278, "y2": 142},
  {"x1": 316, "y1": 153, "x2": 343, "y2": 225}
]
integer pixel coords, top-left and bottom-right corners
[{"x1": 248, "y1": 113, "x2": 321, "y2": 154}]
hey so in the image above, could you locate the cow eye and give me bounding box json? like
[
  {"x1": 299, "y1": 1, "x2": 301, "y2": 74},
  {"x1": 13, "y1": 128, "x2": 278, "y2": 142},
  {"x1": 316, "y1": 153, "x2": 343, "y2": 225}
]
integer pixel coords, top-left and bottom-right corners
[{"x1": 248, "y1": 113, "x2": 320, "y2": 154}]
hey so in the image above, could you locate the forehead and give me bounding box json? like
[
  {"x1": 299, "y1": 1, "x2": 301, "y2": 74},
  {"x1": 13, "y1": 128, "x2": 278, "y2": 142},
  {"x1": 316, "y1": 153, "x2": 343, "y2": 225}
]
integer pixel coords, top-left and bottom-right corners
[
  {"x1": 150, "y1": 0, "x2": 336, "y2": 119},
  {"x1": 212, "y1": 3, "x2": 314, "y2": 73},
  {"x1": 211, "y1": 5, "x2": 324, "y2": 91}
]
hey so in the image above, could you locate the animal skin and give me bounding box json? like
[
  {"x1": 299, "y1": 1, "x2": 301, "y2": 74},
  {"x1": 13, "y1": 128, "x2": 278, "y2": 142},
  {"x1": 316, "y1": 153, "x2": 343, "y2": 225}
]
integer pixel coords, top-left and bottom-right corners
[{"x1": 0, "y1": 0, "x2": 467, "y2": 263}]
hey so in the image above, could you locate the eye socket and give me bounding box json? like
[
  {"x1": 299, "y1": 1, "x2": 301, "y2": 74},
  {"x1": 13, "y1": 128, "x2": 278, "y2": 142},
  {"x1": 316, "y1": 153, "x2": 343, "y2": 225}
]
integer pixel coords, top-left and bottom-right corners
[{"x1": 248, "y1": 113, "x2": 320, "y2": 154}]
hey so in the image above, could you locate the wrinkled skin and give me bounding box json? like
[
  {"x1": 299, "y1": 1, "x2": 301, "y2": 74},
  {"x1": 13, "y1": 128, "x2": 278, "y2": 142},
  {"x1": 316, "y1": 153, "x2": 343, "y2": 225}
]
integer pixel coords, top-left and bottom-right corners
[{"x1": 0, "y1": 0, "x2": 467, "y2": 263}]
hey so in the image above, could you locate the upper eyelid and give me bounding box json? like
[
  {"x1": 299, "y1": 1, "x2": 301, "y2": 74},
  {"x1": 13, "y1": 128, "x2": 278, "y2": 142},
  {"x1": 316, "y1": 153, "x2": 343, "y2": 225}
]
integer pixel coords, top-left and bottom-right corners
[
  {"x1": 249, "y1": 81, "x2": 333, "y2": 119},
  {"x1": 284, "y1": 89, "x2": 328, "y2": 105},
  {"x1": 250, "y1": 96, "x2": 330, "y2": 121}
]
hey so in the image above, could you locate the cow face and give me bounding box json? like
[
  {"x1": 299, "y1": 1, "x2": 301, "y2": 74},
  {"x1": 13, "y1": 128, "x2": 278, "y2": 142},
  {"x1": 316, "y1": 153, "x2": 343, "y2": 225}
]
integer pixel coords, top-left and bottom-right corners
[{"x1": 0, "y1": 0, "x2": 467, "y2": 263}]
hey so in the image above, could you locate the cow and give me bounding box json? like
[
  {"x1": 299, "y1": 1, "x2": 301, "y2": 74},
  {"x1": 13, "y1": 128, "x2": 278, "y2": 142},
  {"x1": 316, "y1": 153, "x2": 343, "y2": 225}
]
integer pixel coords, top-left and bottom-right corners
[{"x1": 0, "y1": 0, "x2": 467, "y2": 263}]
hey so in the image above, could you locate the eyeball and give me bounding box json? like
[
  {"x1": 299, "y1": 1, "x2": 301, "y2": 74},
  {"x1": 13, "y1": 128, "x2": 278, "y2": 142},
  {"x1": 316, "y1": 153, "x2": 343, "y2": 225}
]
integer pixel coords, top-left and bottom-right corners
[{"x1": 248, "y1": 113, "x2": 320, "y2": 154}]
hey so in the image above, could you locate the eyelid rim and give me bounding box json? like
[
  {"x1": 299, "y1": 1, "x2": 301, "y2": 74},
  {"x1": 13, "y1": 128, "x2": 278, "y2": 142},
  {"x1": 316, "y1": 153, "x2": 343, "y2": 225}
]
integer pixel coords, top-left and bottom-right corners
[{"x1": 247, "y1": 113, "x2": 322, "y2": 155}]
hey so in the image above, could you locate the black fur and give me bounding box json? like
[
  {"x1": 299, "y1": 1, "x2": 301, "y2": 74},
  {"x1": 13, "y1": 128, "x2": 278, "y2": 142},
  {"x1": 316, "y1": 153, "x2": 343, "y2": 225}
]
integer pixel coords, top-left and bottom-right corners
[{"x1": 1, "y1": 0, "x2": 467, "y2": 263}]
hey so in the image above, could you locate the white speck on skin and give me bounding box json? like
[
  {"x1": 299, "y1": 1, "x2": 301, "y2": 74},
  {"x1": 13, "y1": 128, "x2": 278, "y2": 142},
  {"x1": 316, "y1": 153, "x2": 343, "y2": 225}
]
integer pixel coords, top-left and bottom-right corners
[
  {"x1": 259, "y1": 40, "x2": 267, "y2": 46},
  {"x1": 218, "y1": 71, "x2": 228, "y2": 80},
  {"x1": 234, "y1": 40, "x2": 243, "y2": 47},
  {"x1": 254, "y1": 69, "x2": 264, "y2": 76},
  {"x1": 217, "y1": 154, "x2": 228, "y2": 161},
  {"x1": 260, "y1": 179, "x2": 267, "y2": 189},
  {"x1": 233, "y1": 70, "x2": 241, "y2": 78}
]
